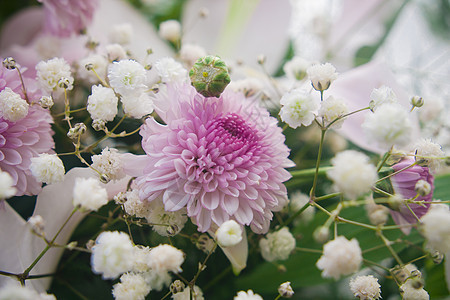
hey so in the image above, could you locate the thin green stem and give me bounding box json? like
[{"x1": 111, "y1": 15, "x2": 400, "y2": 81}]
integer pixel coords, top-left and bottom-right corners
[
  {"x1": 376, "y1": 160, "x2": 418, "y2": 184},
  {"x1": 377, "y1": 231, "x2": 403, "y2": 265},
  {"x1": 295, "y1": 247, "x2": 322, "y2": 254},
  {"x1": 310, "y1": 129, "x2": 326, "y2": 201}
]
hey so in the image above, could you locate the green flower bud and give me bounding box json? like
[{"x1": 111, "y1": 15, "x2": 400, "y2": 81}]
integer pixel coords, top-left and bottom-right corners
[{"x1": 189, "y1": 55, "x2": 231, "y2": 98}]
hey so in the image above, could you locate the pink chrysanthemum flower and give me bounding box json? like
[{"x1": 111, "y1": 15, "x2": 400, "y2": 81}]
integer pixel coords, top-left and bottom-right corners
[
  {"x1": 135, "y1": 84, "x2": 294, "y2": 233},
  {"x1": 1, "y1": 65, "x2": 54, "y2": 196},
  {"x1": 38, "y1": 0, "x2": 99, "y2": 37},
  {"x1": 390, "y1": 157, "x2": 434, "y2": 233}
]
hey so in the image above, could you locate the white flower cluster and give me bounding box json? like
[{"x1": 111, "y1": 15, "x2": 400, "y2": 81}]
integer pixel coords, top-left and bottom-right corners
[
  {"x1": 234, "y1": 289, "x2": 263, "y2": 300},
  {"x1": 420, "y1": 204, "x2": 450, "y2": 253},
  {"x1": 0, "y1": 282, "x2": 56, "y2": 300},
  {"x1": 0, "y1": 169, "x2": 16, "y2": 199},
  {"x1": 147, "y1": 244, "x2": 184, "y2": 274},
  {"x1": 327, "y1": 150, "x2": 377, "y2": 199},
  {"x1": 179, "y1": 43, "x2": 207, "y2": 67},
  {"x1": 30, "y1": 153, "x2": 65, "y2": 184},
  {"x1": 413, "y1": 138, "x2": 445, "y2": 172},
  {"x1": 215, "y1": 220, "x2": 243, "y2": 247},
  {"x1": 362, "y1": 103, "x2": 412, "y2": 148},
  {"x1": 283, "y1": 56, "x2": 311, "y2": 81},
  {"x1": 107, "y1": 59, "x2": 154, "y2": 118},
  {"x1": 91, "y1": 231, "x2": 135, "y2": 279},
  {"x1": 73, "y1": 177, "x2": 108, "y2": 211},
  {"x1": 87, "y1": 85, "x2": 118, "y2": 122},
  {"x1": 279, "y1": 88, "x2": 320, "y2": 128},
  {"x1": 318, "y1": 96, "x2": 348, "y2": 129},
  {"x1": 122, "y1": 189, "x2": 152, "y2": 218},
  {"x1": 400, "y1": 279, "x2": 430, "y2": 300},
  {"x1": 369, "y1": 85, "x2": 398, "y2": 111},
  {"x1": 349, "y1": 275, "x2": 381, "y2": 300},
  {"x1": 158, "y1": 20, "x2": 181, "y2": 43},
  {"x1": 0, "y1": 87, "x2": 28, "y2": 122},
  {"x1": 36, "y1": 57, "x2": 74, "y2": 92},
  {"x1": 77, "y1": 54, "x2": 108, "y2": 83},
  {"x1": 112, "y1": 272, "x2": 150, "y2": 300},
  {"x1": 316, "y1": 236, "x2": 362, "y2": 279},
  {"x1": 154, "y1": 57, "x2": 188, "y2": 84},
  {"x1": 109, "y1": 23, "x2": 133, "y2": 45},
  {"x1": 306, "y1": 62, "x2": 338, "y2": 91},
  {"x1": 91, "y1": 147, "x2": 125, "y2": 181},
  {"x1": 259, "y1": 227, "x2": 296, "y2": 262}
]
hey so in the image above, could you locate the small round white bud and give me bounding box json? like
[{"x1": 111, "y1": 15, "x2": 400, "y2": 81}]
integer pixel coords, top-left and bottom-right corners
[
  {"x1": 39, "y1": 95, "x2": 54, "y2": 109},
  {"x1": 306, "y1": 62, "x2": 338, "y2": 92},
  {"x1": 3, "y1": 57, "x2": 17, "y2": 69},
  {"x1": 28, "y1": 215, "x2": 45, "y2": 236},
  {"x1": 431, "y1": 250, "x2": 444, "y2": 264},
  {"x1": 278, "y1": 281, "x2": 294, "y2": 298},
  {"x1": 85, "y1": 63, "x2": 94, "y2": 71},
  {"x1": 414, "y1": 179, "x2": 431, "y2": 196},
  {"x1": 114, "y1": 192, "x2": 127, "y2": 205},
  {"x1": 67, "y1": 123, "x2": 87, "y2": 140},
  {"x1": 411, "y1": 95, "x2": 424, "y2": 108},
  {"x1": 67, "y1": 241, "x2": 78, "y2": 250},
  {"x1": 158, "y1": 20, "x2": 181, "y2": 43},
  {"x1": 388, "y1": 195, "x2": 404, "y2": 211},
  {"x1": 99, "y1": 173, "x2": 110, "y2": 184},
  {"x1": 313, "y1": 226, "x2": 329, "y2": 244},
  {"x1": 257, "y1": 54, "x2": 266, "y2": 65},
  {"x1": 195, "y1": 233, "x2": 215, "y2": 254},
  {"x1": 199, "y1": 7, "x2": 209, "y2": 18},
  {"x1": 167, "y1": 224, "x2": 179, "y2": 236}
]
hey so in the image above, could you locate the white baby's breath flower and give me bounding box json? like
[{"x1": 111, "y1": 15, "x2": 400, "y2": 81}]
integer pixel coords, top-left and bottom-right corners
[
  {"x1": 306, "y1": 62, "x2": 338, "y2": 91},
  {"x1": 259, "y1": 227, "x2": 296, "y2": 262},
  {"x1": 106, "y1": 43, "x2": 128, "y2": 62},
  {"x1": 73, "y1": 177, "x2": 108, "y2": 211},
  {"x1": 91, "y1": 147, "x2": 125, "y2": 181},
  {"x1": 30, "y1": 153, "x2": 65, "y2": 184},
  {"x1": 0, "y1": 282, "x2": 56, "y2": 300},
  {"x1": 109, "y1": 23, "x2": 133, "y2": 45},
  {"x1": 146, "y1": 199, "x2": 187, "y2": 236},
  {"x1": 283, "y1": 56, "x2": 311, "y2": 81},
  {"x1": 318, "y1": 96, "x2": 348, "y2": 129},
  {"x1": 158, "y1": 20, "x2": 181, "y2": 42},
  {"x1": 215, "y1": 220, "x2": 243, "y2": 247},
  {"x1": 91, "y1": 231, "x2": 134, "y2": 279},
  {"x1": 36, "y1": 57, "x2": 73, "y2": 91},
  {"x1": 108, "y1": 59, "x2": 148, "y2": 96},
  {"x1": 327, "y1": 150, "x2": 377, "y2": 199},
  {"x1": 120, "y1": 92, "x2": 154, "y2": 119},
  {"x1": 226, "y1": 78, "x2": 265, "y2": 98},
  {"x1": 87, "y1": 85, "x2": 118, "y2": 122},
  {"x1": 413, "y1": 138, "x2": 445, "y2": 172},
  {"x1": 234, "y1": 289, "x2": 263, "y2": 300},
  {"x1": 148, "y1": 244, "x2": 184, "y2": 274},
  {"x1": 142, "y1": 270, "x2": 172, "y2": 292},
  {"x1": 112, "y1": 272, "x2": 151, "y2": 300},
  {"x1": 362, "y1": 103, "x2": 412, "y2": 148},
  {"x1": 0, "y1": 87, "x2": 28, "y2": 122},
  {"x1": 279, "y1": 88, "x2": 320, "y2": 128},
  {"x1": 131, "y1": 246, "x2": 152, "y2": 273},
  {"x1": 316, "y1": 236, "x2": 362, "y2": 279},
  {"x1": 365, "y1": 200, "x2": 389, "y2": 226},
  {"x1": 179, "y1": 43, "x2": 207, "y2": 67},
  {"x1": 77, "y1": 54, "x2": 108, "y2": 83},
  {"x1": 27, "y1": 215, "x2": 45, "y2": 236},
  {"x1": 400, "y1": 279, "x2": 430, "y2": 300},
  {"x1": 418, "y1": 96, "x2": 444, "y2": 123},
  {"x1": 122, "y1": 189, "x2": 152, "y2": 218},
  {"x1": 154, "y1": 57, "x2": 188, "y2": 83},
  {"x1": 369, "y1": 85, "x2": 398, "y2": 111},
  {"x1": 0, "y1": 169, "x2": 16, "y2": 199},
  {"x1": 349, "y1": 275, "x2": 381, "y2": 300},
  {"x1": 420, "y1": 205, "x2": 450, "y2": 253}
]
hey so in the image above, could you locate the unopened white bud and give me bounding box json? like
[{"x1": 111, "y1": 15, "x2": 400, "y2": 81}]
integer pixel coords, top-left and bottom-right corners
[
  {"x1": 306, "y1": 63, "x2": 338, "y2": 92},
  {"x1": 278, "y1": 281, "x2": 294, "y2": 298},
  {"x1": 170, "y1": 280, "x2": 185, "y2": 294},
  {"x1": 313, "y1": 226, "x2": 329, "y2": 244},
  {"x1": 58, "y1": 77, "x2": 72, "y2": 89},
  {"x1": 3, "y1": 57, "x2": 17, "y2": 69},
  {"x1": 28, "y1": 215, "x2": 45, "y2": 236},
  {"x1": 158, "y1": 20, "x2": 181, "y2": 43},
  {"x1": 92, "y1": 119, "x2": 106, "y2": 131},
  {"x1": 415, "y1": 179, "x2": 431, "y2": 196},
  {"x1": 411, "y1": 95, "x2": 424, "y2": 108},
  {"x1": 257, "y1": 54, "x2": 266, "y2": 65}
]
